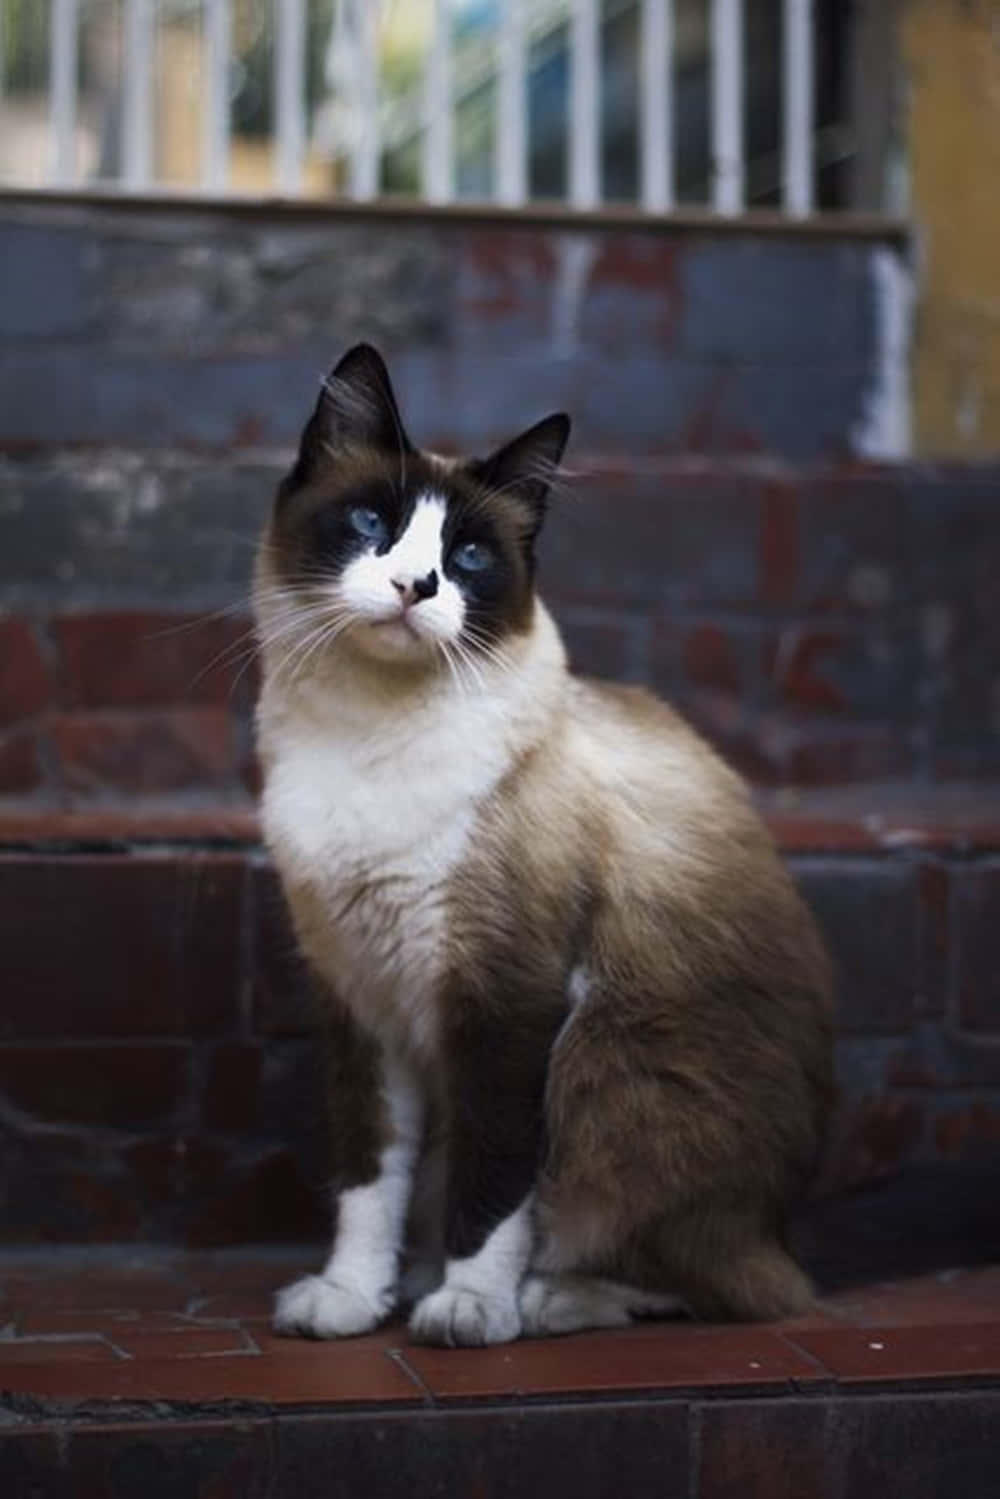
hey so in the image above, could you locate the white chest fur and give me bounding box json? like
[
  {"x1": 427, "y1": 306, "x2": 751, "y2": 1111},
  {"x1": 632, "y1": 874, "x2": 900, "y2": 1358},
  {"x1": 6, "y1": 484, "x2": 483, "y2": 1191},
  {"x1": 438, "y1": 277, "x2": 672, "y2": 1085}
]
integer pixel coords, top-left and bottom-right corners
[{"x1": 260, "y1": 674, "x2": 518, "y2": 1056}]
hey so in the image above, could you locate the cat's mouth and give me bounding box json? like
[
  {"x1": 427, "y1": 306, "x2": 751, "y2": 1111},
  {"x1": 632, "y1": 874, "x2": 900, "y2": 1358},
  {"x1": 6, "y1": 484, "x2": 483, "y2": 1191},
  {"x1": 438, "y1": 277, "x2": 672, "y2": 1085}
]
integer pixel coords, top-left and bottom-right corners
[
  {"x1": 362, "y1": 612, "x2": 442, "y2": 658},
  {"x1": 371, "y1": 613, "x2": 420, "y2": 640}
]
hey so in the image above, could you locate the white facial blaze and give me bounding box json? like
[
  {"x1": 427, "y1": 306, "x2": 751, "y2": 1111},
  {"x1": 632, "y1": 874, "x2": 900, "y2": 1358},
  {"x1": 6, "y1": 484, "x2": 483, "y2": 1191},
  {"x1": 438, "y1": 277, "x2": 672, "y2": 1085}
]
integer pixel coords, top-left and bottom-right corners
[{"x1": 336, "y1": 493, "x2": 466, "y2": 651}]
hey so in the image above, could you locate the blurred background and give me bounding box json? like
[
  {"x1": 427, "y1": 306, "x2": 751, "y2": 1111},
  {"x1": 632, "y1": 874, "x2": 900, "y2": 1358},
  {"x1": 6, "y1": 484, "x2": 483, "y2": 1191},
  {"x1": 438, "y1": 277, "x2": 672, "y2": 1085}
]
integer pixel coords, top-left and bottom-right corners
[
  {"x1": 0, "y1": 0, "x2": 880, "y2": 209},
  {"x1": 0, "y1": 2, "x2": 998, "y2": 1263}
]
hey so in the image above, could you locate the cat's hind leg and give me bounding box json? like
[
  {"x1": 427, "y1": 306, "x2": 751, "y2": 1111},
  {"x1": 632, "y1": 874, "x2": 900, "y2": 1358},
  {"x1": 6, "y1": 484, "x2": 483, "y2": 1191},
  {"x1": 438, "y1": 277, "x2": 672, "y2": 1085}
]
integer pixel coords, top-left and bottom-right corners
[
  {"x1": 677, "y1": 1236, "x2": 816, "y2": 1322},
  {"x1": 519, "y1": 1273, "x2": 683, "y2": 1337}
]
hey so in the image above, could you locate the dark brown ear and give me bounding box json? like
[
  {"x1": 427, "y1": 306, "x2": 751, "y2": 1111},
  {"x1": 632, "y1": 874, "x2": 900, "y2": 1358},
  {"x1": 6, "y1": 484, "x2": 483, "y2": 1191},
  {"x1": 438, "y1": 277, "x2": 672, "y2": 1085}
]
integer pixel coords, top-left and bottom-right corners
[
  {"x1": 468, "y1": 413, "x2": 571, "y2": 536},
  {"x1": 286, "y1": 343, "x2": 413, "y2": 490}
]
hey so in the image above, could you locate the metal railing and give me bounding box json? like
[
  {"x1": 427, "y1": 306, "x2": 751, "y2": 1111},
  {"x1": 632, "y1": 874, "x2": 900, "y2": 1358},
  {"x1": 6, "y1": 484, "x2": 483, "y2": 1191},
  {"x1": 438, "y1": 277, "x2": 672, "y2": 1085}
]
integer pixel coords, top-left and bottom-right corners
[{"x1": 2, "y1": 0, "x2": 825, "y2": 216}]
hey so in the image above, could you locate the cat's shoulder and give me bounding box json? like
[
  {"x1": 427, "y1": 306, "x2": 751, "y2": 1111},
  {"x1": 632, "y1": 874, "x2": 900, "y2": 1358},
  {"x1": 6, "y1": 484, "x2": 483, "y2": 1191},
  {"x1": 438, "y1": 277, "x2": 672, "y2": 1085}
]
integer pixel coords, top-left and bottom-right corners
[{"x1": 562, "y1": 671, "x2": 749, "y2": 808}]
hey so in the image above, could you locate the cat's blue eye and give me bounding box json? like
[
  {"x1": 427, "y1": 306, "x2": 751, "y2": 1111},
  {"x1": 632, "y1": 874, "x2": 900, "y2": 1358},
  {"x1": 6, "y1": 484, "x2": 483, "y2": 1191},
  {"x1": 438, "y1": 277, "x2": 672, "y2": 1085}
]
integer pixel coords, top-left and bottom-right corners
[
  {"x1": 452, "y1": 541, "x2": 493, "y2": 574},
  {"x1": 348, "y1": 506, "x2": 388, "y2": 544}
]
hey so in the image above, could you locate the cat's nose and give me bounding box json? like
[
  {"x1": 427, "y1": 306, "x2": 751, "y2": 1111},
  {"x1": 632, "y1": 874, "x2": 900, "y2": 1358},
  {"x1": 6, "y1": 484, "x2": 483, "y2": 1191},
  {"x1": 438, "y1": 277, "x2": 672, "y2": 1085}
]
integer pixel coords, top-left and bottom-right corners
[{"x1": 392, "y1": 570, "x2": 438, "y2": 606}]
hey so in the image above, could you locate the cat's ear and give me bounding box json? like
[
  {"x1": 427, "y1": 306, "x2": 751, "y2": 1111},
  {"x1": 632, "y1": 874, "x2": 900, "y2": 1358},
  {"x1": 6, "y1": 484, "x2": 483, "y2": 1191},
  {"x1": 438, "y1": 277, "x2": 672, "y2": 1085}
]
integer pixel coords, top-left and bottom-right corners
[
  {"x1": 288, "y1": 343, "x2": 413, "y2": 487},
  {"x1": 469, "y1": 413, "x2": 571, "y2": 535}
]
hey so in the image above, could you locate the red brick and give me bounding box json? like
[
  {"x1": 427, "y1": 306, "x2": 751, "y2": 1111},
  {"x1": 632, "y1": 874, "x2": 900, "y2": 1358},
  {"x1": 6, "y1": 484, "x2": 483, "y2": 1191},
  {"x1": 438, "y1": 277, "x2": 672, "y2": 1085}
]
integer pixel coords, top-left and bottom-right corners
[
  {"x1": 183, "y1": 1148, "x2": 326, "y2": 1246},
  {"x1": 758, "y1": 480, "x2": 800, "y2": 605},
  {"x1": 954, "y1": 865, "x2": 1000, "y2": 1032},
  {"x1": 0, "y1": 806, "x2": 259, "y2": 842},
  {"x1": 52, "y1": 708, "x2": 236, "y2": 794},
  {"x1": 0, "y1": 1044, "x2": 190, "y2": 1129},
  {"x1": 0, "y1": 615, "x2": 50, "y2": 728},
  {"x1": 53, "y1": 610, "x2": 254, "y2": 708},
  {"x1": 823, "y1": 1096, "x2": 925, "y2": 1193},
  {"x1": 0, "y1": 853, "x2": 244, "y2": 1038},
  {"x1": 0, "y1": 727, "x2": 43, "y2": 793},
  {"x1": 785, "y1": 726, "x2": 914, "y2": 786},
  {"x1": 251, "y1": 864, "x2": 314, "y2": 1035},
  {"x1": 795, "y1": 474, "x2": 906, "y2": 613},
  {"x1": 0, "y1": 1337, "x2": 118, "y2": 1364},
  {"x1": 933, "y1": 1102, "x2": 1000, "y2": 1160},
  {"x1": 1, "y1": 1148, "x2": 144, "y2": 1243},
  {"x1": 917, "y1": 861, "x2": 950, "y2": 1018},
  {"x1": 683, "y1": 623, "x2": 743, "y2": 694},
  {"x1": 107, "y1": 1324, "x2": 252, "y2": 1359},
  {"x1": 768, "y1": 627, "x2": 847, "y2": 712},
  {"x1": 124, "y1": 1136, "x2": 230, "y2": 1211},
  {"x1": 681, "y1": 695, "x2": 784, "y2": 785},
  {"x1": 558, "y1": 613, "x2": 632, "y2": 680},
  {"x1": 795, "y1": 859, "x2": 918, "y2": 1034},
  {"x1": 203, "y1": 1043, "x2": 263, "y2": 1133},
  {"x1": 698, "y1": 1400, "x2": 833, "y2": 1499}
]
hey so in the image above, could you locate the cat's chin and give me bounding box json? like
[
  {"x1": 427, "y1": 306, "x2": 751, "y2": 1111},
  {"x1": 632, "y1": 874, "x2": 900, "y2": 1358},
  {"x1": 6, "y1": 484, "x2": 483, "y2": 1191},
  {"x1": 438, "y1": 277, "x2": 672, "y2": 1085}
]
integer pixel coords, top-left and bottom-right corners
[{"x1": 350, "y1": 616, "x2": 445, "y2": 667}]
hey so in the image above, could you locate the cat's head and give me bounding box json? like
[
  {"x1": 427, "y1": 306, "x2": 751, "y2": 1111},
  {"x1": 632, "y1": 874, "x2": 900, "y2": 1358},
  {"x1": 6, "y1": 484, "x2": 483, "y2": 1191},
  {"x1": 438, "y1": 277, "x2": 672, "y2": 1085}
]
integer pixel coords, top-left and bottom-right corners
[{"x1": 262, "y1": 343, "x2": 569, "y2": 668}]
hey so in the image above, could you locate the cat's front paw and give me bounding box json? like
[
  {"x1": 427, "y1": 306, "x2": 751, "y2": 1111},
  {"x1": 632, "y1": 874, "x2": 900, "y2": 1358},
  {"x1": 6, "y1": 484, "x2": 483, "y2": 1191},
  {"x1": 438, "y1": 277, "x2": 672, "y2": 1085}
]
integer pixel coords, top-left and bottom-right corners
[
  {"x1": 273, "y1": 1275, "x2": 387, "y2": 1339},
  {"x1": 408, "y1": 1285, "x2": 521, "y2": 1347}
]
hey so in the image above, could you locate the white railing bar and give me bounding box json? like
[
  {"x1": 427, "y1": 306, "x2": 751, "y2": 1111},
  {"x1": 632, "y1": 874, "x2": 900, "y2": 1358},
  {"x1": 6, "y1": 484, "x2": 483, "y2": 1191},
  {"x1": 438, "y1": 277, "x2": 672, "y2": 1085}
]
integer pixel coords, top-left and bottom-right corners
[
  {"x1": 710, "y1": 0, "x2": 744, "y2": 214},
  {"x1": 783, "y1": 0, "x2": 813, "y2": 216},
  {"x1": 423, "y1": 0, "x2": 453, "y2": 204},
  {"x1": 274, "y1": 0, "x2": 306, "y2": 194},
  {"x1": 640, "y1": 0, "x2": 673, "y2": 212},
  {"x1": 123, "y1": 0, "x2": 154, "y2": 188},
  {"x1": 569, "y1": 0, "x2": 600, "y2": 209},
  {"x1": 202, "y1": 0, "x2": 231, "y2": 192},
  {"x1": 351, "y1": 0, "x2": 380, "y2": 200},
  {"x1": 496, "y1": 0, "x2": 527, "y2": 207},
  {"x1": 49, "y1": 0, "x2": 79, "y2": 184}
]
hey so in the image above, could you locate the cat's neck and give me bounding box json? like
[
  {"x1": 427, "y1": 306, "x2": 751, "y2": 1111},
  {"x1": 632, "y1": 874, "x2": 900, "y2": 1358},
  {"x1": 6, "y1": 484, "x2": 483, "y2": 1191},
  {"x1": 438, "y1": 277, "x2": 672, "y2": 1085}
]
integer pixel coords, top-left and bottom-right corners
[{"x1": 258, "y1": 597, "x2": 568, "y2": 766}]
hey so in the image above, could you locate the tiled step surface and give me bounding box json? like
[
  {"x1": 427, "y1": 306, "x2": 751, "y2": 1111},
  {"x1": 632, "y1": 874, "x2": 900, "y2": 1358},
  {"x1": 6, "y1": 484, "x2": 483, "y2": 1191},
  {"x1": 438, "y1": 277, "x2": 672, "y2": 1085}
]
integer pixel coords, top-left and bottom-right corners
[{"x1": 1, "y1": 1252, "x2": 999, "y2": 1498}]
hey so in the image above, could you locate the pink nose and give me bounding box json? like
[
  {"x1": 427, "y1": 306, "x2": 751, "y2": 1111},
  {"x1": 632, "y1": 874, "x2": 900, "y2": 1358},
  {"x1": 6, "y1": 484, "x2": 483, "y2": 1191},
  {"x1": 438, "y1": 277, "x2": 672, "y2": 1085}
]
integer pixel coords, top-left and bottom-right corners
[{"x1": 391, "y1": 570, "x2": 438, "y2": 606}]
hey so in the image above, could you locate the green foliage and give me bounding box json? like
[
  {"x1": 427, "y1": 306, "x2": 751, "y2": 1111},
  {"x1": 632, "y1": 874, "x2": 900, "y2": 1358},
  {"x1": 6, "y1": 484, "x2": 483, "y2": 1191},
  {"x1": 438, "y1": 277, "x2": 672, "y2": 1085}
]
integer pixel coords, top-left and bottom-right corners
[{"x1": 2, "y1": 0, "x2": 50, "y2": 90}]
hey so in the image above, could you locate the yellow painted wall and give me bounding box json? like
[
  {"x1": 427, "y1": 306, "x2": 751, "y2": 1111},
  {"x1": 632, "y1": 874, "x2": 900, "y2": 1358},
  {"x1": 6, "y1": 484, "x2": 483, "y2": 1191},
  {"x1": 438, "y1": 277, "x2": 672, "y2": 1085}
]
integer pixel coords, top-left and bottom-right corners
[{"x1": 902, "y1": 0, "x2": 1000, "y2": 455}]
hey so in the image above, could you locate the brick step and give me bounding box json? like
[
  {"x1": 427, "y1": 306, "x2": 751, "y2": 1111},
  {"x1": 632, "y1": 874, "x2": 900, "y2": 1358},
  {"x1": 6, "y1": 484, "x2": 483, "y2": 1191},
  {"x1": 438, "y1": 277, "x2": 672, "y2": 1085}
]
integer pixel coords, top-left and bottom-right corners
[
  {"x1": 0, "y1": 195, "x2": 903, "y2": 460},
  {"x1": 1, "y1": 797, "x2": 999, "y2": 1250},
  {"x1": 2, "y1": 454, "x2": 999, "y2": 798},
  {"x1": 1, "y1": 1249, "x2": 999, "y2": 1499}
]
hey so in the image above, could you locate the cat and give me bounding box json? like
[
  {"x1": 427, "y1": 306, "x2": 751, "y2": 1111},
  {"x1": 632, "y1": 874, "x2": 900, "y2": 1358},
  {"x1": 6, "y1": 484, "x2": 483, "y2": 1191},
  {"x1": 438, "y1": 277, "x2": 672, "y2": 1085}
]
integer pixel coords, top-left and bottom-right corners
[{"x1": 254, "y1": 343, "x2": 833, "y2": 1347}]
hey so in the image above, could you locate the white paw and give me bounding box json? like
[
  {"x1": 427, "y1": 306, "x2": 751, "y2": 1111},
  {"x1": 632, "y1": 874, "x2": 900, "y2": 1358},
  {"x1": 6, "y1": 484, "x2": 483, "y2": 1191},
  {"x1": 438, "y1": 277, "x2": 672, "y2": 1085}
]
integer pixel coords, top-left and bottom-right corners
[
  {"x1": 408, "y1": 1284, "x2": 521, "y2": 1347},
  {"x1": 273, "y1": 1275, "x2": 388, "y2": 1339}
]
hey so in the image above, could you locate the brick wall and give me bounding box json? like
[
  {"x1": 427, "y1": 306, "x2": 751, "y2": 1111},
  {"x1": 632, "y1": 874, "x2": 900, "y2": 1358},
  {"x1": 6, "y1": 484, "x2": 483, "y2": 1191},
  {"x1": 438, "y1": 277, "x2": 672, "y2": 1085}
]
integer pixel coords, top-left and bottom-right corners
[
  {"x1": 1, "y1": 457, "x2": 999, "y2": 803},
  {"x1": 0, "y1": 198, "x2": 899, "y2": 459},
  {"x1": 0, "y1": 845, "x2": 998, "y2": 1248}
]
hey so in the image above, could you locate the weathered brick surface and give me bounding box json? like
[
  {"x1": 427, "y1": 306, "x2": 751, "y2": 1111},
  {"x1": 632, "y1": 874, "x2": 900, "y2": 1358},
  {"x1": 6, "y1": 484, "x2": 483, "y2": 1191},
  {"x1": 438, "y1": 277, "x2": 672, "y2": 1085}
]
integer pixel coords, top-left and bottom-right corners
[
  {"x1": 792, "y1": 860, "x2": 919, "y2": 1035},
  {"x1": 954, "y1": 864, "x2": 1000, "y2": 1031},
  {"x1": 0, "y1": 728, "x2": 43, "y2": 794},
  {"x1": 51, "y1": 708, "x2": 237, "y2": 796},
  {"x1": 0, "y1": 854, "x2": 244, "y2": 1040},
  {"x1": 0, "y1": 616, "x2": 50, "y2": 729},
  {"x1": 2, "y1": 455, "x2": 995, "y2": 791},
  {"x1": 251, "y1": 864, "x2": 314, "y2": 1036},
  {"x1": 0, "y1": 1044, "x2": 190, "y2": 1130},
  {"x1": 0, "y1": 841, "x2": 995, "y2": 1243},
  {"x1": 0, "y1": 202, "x2": 893, "y2": 457},
  {"x1": 53, "y1": 611, "x2": 253, "y2": 708}
]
